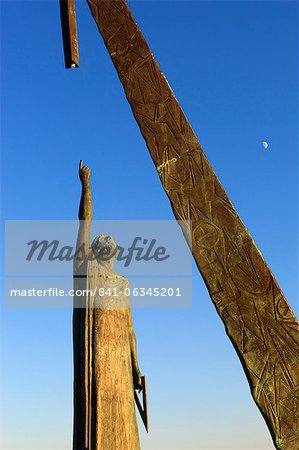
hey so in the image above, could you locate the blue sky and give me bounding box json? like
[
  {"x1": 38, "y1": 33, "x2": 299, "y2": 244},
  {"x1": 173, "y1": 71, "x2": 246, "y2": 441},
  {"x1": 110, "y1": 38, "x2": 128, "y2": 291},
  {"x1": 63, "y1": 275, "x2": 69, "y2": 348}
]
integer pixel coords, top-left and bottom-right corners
[{"x1": 1, "y1": 1, "x2": 298, "y2": 449}]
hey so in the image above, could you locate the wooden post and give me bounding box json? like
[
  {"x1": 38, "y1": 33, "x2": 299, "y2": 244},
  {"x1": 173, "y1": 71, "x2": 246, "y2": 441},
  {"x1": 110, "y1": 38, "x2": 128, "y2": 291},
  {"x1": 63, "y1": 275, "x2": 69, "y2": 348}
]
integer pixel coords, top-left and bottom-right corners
[
  {"x1": 83, "y1": 2, "x2": 299, "y2": 449},
  {"x1": 59, "y1": 0, "x2": 79, "y2": 68}
]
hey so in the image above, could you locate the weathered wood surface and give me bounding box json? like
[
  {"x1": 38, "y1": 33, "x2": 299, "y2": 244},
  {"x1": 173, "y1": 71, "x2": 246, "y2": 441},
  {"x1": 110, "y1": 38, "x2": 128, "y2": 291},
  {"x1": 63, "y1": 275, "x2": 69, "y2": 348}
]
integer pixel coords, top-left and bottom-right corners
[
  {"x1": 85, "y1": 1, "x2": 299, "y2": 448},
  {"x1": 73, "y1": 163, "x2": 142, "y2": 450},
  {"x1": 59, "y1": 0, "x2": 79, "y2": 68},
  {"x1": 73, "y1": 271, "x2": 141, "y2": 450}
]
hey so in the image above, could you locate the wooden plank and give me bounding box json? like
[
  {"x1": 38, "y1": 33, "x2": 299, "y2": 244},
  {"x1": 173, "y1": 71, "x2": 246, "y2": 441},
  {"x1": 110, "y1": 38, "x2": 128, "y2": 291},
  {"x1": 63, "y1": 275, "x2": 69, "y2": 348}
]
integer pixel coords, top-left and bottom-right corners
[
  {"x1": 59, "y1": 0, "x2": 79, "y2": 68},
  {"x1": 85, "y1": 1, "x2": 299, "y2": 448}
]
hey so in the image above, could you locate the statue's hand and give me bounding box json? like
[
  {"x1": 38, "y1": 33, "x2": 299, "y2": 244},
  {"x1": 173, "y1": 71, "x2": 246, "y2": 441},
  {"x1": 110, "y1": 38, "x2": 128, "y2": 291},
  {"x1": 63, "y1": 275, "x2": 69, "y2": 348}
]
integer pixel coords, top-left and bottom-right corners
[{"x1": 79, "y1": 160, "x2": 91, "y2": 186}]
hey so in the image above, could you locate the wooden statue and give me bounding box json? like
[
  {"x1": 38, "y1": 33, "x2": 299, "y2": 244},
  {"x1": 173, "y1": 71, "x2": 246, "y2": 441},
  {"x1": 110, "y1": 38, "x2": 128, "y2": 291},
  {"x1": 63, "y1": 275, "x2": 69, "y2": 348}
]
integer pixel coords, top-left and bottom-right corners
[{"x1": 73, "y1": 161, "x2": 143, "y2": 450}]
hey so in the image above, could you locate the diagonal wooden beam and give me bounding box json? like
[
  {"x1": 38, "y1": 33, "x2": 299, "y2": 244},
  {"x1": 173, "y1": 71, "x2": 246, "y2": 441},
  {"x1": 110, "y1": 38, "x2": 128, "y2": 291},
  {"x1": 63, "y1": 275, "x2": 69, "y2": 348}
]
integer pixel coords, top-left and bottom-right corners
[{"x1": 84, "y1": 1, "x2": 299, "y2": 448}]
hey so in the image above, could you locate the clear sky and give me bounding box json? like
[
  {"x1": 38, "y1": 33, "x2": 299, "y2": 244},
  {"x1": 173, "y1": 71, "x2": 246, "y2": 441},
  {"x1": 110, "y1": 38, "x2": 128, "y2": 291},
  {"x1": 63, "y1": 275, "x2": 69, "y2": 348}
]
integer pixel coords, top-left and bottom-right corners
[{"x1": 1, "y1": 1, "x2": 298, "y2": 449}]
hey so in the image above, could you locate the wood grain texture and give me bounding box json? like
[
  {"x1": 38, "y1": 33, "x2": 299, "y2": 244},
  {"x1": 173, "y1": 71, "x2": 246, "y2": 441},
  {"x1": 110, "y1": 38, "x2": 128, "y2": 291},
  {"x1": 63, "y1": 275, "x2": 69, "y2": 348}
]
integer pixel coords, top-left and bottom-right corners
[
  {"x1": 73, "y1": 167, "x2": 142, "y2": 450},
  {"x1": 59, "y1": 0, "x2": 79, "y2": 68},
  {"x1": 73, "y1": 268, "x2": 141, "y2": 450},
  {"x1": 85, "y1": 1, "x2": 299, "y2": 448}
]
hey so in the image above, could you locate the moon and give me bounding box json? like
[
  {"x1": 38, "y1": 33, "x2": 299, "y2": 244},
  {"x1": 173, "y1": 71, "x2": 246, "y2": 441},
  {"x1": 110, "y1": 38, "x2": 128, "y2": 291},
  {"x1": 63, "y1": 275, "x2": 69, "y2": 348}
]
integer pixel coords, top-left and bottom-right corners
[{"x1": 262, "y1": 141, "x2": 269, "y2": 149}]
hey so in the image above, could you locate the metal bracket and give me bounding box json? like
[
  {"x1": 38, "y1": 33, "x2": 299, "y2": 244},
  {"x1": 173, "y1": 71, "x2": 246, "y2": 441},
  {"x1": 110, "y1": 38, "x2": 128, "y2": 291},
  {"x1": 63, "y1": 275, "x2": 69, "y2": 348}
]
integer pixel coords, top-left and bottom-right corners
[{"x1": 134, "y1": 376, "x2": 149, "y2": 433}]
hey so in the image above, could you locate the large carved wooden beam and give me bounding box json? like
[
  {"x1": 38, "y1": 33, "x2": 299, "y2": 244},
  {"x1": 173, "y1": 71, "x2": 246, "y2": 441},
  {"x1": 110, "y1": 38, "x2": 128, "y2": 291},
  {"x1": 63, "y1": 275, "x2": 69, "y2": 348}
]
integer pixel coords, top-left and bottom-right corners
[{"x1": 85, "y1": 1, "x2": 299, "y2": 448}]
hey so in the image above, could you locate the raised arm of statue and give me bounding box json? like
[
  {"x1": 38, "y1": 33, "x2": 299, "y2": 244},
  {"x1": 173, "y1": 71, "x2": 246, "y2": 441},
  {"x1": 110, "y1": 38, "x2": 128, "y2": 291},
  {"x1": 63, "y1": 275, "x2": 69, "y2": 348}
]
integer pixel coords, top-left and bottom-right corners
[
  {"x1": 127, "y1": 305, "x2": 143, "y2": 391},
  {"x1": 74, "y1": 160, "x2": 93, "y2": 272}
]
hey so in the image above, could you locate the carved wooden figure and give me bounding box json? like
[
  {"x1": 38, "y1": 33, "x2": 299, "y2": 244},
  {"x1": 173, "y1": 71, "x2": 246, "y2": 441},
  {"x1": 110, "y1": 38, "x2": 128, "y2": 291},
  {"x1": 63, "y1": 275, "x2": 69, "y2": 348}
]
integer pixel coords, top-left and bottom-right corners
[{"x1": 73, "y1": 161, "x2": 143, "y2": 450}]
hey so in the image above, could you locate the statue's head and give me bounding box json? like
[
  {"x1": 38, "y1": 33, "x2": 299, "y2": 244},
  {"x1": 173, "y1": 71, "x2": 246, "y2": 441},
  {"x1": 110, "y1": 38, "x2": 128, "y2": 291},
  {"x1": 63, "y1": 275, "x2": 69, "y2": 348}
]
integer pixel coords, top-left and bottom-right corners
[{"x1": 91, "y1": 235, "x2": 118, "y2": 266}]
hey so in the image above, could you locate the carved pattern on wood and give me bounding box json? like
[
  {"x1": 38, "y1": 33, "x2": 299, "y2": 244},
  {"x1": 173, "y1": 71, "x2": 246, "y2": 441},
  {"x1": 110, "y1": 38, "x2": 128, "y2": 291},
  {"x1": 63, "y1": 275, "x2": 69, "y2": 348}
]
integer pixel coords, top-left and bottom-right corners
[{"x1": 86, "y1": 1, "x2": 299, "y2": 448}]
